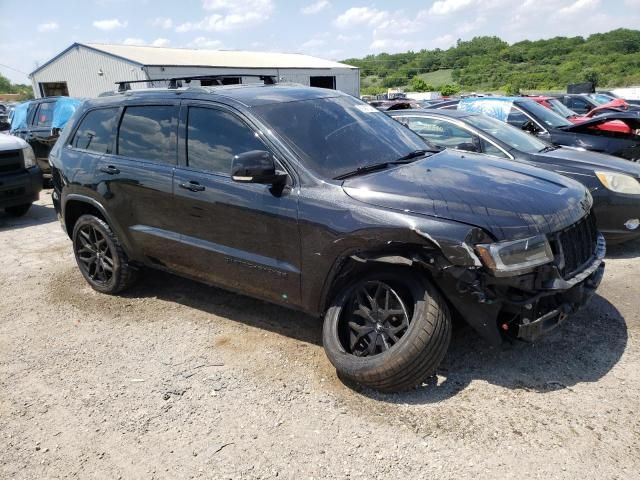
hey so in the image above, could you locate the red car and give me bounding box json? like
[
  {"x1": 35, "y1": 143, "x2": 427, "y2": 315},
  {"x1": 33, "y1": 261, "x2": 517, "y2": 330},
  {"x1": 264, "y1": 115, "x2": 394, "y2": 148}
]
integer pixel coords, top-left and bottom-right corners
[{"x1": 528, "y1": 95, "x2": 632, "y2": 134}]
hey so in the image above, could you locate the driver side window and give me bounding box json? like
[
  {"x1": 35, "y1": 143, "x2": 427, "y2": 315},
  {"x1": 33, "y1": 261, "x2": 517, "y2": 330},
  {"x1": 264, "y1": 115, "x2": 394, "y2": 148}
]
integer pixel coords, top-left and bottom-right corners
[
  {"x1": 507, "y1": 107, "x2": 542, "y2": 134},
  {"x1": 186, "y1": 107, "x2": 267, "y2": 175},
  {"x1": 401, "y1": 116, "x2": 477, "y2": 150}
]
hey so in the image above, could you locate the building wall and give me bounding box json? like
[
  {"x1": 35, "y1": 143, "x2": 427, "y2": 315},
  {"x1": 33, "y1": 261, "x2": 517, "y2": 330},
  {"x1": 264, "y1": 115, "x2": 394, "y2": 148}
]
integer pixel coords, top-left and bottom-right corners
[
  {"x1": 30, "y1": 45, "x2": 147, "y2": 98},
  {"x1": 143, "y1": 66, "x2": 360, "y2": 97},
  {"x1": 30, "y1": 45, "x2": 360, "y2": 98}
]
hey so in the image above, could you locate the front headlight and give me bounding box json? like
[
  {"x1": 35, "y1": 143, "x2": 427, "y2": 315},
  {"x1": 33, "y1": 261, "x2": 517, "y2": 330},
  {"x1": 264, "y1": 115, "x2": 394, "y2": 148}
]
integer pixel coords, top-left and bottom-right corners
[
  {"x1": 476, "y1": 234, "x2": 554, "y2": 276},
  {"x1": 22, "y1": 146, "x2": 36, "y2": 168},
  {"x1": 595, "y1": 171, "x2": 640, "y2": 194}
]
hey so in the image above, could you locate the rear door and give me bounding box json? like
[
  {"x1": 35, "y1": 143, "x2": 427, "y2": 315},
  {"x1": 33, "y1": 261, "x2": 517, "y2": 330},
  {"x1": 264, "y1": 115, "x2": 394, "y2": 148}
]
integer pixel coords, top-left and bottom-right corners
[
  {"x1": 95, "y1": 101, "x2": 181, "y2": 266},
  {"x1": 171, "y1": 102, "x2": 301, "y2": 306}
]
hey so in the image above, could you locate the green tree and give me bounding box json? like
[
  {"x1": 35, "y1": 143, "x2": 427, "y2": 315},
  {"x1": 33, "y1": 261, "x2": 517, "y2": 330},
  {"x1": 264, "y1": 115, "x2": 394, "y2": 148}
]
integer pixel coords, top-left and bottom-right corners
[
  {"x1": 502, "y1": 83, "x2": 521, "y2": 95},
  {"x1": 439, "y1": 84, "x2": 461, "y2": 96},
  {"x1": 409, "y1": 76, "x2": 435, "y2": 92}
]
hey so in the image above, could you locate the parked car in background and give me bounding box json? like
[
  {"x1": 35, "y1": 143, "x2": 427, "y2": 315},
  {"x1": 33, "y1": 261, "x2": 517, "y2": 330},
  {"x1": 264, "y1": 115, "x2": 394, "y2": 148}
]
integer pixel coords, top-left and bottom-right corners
[
  {"x1": 596, "y1": 91, "x2": 640, "y2": 107},
  {"x1": 50, "y1": 81, "x2": 604, "y2": 392},
  {"x1": 528, "y1": 95, "x2": 633, "y2": 134},
  {"x1": 0, "y1": 104, "x2": 10, "y2": 131},
  {"x1": 368, "y1": 99, "x2": 422, "y2": 111},
  {"x1": 0, "y1": 133, "x2": 43, "y2": 217},
  {"x1": 458, "y1": 96, "x2": 640, "y2": 161},
  {"x1": 552, "y1": 93, "x2": 638, "y2": 117},
  {"x1": 389, "y1": 109, "x2": 640, "y2": 243},
  {"x1": 10, "y1": 97, "x2": 82, "y2": 184}
]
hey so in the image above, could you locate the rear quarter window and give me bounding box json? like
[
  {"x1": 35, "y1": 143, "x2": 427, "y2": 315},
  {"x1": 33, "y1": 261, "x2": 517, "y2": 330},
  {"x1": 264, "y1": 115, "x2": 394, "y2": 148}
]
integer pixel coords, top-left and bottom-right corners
[{"x1": 70, "y1": 108, "x2": 119, "y2": 154}]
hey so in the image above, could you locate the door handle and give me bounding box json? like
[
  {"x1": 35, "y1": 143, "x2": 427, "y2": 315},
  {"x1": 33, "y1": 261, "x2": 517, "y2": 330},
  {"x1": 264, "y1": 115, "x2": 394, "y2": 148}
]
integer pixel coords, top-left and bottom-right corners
[
  {"x1": 99, "y1": 165, "x2": 120, "y2": 175},
  {"x1": 179, "y1": 181, "x2": 205, "y2": 192}
]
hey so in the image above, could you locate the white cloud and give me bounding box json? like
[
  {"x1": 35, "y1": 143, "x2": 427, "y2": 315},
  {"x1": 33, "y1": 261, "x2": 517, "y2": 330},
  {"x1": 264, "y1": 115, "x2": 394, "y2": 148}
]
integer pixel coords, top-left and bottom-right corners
[
  {"x1": 558, "y1": 0, "x2": 600, "y2": 15},
  {"x1": 151, "y1": 17, "x2": 173, "y2": 29},
  {"x1": 429, "y1": 0, "x2": 475, "y2": 15},
  {"x1": 176, "y1": 0, "x2": 273, "y2": 32},
  {"x1": 188, "y1": 36, "x2": 224, "y2": 49},
  {"x1": 334, "y1": 7, "x2": 386, "y2": 28},
  {"x1": 37, "y1": 22, "x2": 59, "y2": 33},
  {"x1": 301, "y1": 0, "x2": 330, "y2": 15},
  {"x1": 122, "y1": 37, "x2": 145, "y2": 45},
  {"x1": 93, "y1": 18, "x2": 128, "y2": 31},
  {"x1": 369, "y1": 38, "x2": 413, "y2": 51},
  {"x1": 151, "y1": 38, "x2": 170, "y2": 47},
  {"x1": 301, "y1": 38, "x2": 326, "y2": 49}
]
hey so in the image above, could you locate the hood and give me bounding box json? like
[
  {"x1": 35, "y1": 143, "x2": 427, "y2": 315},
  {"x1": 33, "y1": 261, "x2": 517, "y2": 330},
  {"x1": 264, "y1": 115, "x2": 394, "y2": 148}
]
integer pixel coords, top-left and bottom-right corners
[
  {"x1": 343, "y1": 150, "x2": 592, "y2": 241},
  {"x1": 0, "y1": 133, "x2": 28, "y2": 150},
  {"x1": 532, "y1": 146, "x2": 640, "y2": 177},
  {"x1": 560, "y1": 111, "x2": 640, "y2": 134}
]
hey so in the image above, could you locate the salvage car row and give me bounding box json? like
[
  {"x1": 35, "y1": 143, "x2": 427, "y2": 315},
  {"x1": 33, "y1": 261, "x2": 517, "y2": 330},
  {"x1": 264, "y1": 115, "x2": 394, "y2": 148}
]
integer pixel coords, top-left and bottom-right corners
[{"x1": 1, "y1": 77, "x2": 639, "y2": 393}]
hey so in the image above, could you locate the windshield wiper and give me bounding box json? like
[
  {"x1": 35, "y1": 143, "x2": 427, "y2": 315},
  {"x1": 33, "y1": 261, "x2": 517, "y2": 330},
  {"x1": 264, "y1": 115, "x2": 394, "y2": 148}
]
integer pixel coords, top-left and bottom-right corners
[
  {"x1": 396, "y1": 149, "x2": 437, "y2": 161},
  {"x1": 538, "y1": 145, "x2": 558, "y2": 153},
  {"x1": 334, "y1": 162, "x2": 397, "y2": 180},
  {"x1": 334, "y1": 150, "x2": 434, "y2": 180}
]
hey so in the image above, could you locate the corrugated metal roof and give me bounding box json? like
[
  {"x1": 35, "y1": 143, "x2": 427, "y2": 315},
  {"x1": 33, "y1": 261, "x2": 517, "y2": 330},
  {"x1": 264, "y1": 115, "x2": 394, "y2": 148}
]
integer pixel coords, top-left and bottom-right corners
[{"x1": 83, "y1": 43, "x2": 356, "y2": 70}]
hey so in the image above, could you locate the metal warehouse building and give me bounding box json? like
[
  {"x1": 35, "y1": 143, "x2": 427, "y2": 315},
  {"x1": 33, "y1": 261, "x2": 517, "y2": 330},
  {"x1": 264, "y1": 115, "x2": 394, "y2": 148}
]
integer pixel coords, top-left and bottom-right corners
[{"x1": 29, "y1": 42, "x2": 359, "y2": 98}]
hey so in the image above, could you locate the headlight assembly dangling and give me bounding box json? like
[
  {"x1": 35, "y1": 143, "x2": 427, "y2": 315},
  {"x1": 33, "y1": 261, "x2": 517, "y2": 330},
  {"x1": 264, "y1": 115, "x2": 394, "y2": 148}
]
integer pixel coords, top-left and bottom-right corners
[
  {"x1": 22, "y1": 146, "x2": 36, "y2": 168},
  {"x1": 595, "y1": 171, "x2": 640, "y2": 195},
  {"x1": 475, "y1": 234, "x2": 554, "y2": 276}
]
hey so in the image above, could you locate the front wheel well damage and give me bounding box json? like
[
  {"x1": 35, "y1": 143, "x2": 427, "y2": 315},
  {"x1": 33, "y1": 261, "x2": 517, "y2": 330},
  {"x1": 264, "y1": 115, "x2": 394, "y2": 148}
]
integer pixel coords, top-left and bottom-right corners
[{"x1": 320, "y1": 245, "x2": 447, "y2": 314}]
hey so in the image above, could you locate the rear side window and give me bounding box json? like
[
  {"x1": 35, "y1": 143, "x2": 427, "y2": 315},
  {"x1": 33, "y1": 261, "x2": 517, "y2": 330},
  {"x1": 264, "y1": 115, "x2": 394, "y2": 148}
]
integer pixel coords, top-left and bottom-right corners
[
  {"x1": 186, "y1": 107, "x2": 265, "y2": 174},
  {"x1": 70, "y1": 108, "x2": 119, "y2": 154},
  {"x1": 118, "y1": 105, "x2": 178, "y2": 164},
  {"x1": 34, "y1": 102, "x2": 54, "y2": 127}
]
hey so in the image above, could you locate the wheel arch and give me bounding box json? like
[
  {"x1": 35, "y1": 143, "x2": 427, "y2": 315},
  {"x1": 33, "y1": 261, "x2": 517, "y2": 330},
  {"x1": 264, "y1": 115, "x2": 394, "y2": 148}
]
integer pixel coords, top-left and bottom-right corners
[
  {"x1": 62, "y1": 194, "x2": 136, "y2": 259},
  {"x1": 318, "y1": 245, "x2": 442, "y2": 315}
]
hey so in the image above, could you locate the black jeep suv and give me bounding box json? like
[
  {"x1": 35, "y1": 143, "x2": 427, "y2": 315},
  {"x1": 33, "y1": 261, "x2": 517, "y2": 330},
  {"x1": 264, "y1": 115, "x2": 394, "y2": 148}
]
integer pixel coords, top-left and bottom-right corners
[{"x1": 50, "y1": 81, "x2": 605, "y2": 392}]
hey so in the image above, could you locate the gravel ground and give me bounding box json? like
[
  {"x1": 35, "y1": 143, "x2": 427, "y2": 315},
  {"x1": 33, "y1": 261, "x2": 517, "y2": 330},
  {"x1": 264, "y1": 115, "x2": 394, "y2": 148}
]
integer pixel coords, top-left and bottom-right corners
[{"x1": 1, "y1": 190, "x2": 639, "y2": 479}]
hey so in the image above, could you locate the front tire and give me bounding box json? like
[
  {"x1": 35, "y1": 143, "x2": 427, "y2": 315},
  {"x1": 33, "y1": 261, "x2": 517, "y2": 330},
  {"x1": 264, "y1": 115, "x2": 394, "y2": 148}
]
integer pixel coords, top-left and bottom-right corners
[
  {"x1": 5, "y1": 203, "x2": 31, "y2": 217},
  {"x1": 72, "y1": 214, "x2": 139, "y2": 294},
  {"x1": 323, "y1": 270, "x2": 451, "y2": 393}
]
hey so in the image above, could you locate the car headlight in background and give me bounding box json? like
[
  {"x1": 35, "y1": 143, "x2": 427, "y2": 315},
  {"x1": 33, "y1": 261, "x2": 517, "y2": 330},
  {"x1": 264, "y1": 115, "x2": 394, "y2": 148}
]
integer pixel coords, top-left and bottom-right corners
[
  {"x1": 595, "y1": 171, "x2": 640, "y2": 194},
  {"x1": 22, "y1": 146, "x2": 36, "y2": 168},
  {"x1": 476, "y1": 234, "x2": 554, "y2": 276}
]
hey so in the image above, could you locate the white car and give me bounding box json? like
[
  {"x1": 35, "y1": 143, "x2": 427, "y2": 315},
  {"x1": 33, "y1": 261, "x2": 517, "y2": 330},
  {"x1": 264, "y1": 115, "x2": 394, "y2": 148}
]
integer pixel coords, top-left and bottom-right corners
[{"x1": 0, "y1": 134, "x2": 42, "y2": 217}]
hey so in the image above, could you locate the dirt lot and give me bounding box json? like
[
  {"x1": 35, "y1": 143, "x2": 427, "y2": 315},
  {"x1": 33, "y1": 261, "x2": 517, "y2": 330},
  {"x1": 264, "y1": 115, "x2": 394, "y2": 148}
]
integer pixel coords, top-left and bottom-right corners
[{"x1": 1, "y1": 190, "x2": 639, "y2": 479}]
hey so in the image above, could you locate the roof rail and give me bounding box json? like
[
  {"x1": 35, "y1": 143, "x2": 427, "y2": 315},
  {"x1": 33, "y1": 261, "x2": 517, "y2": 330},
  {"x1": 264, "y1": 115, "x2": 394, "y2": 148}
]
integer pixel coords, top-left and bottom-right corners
[{"x1": 115, "y1": 74, "x2": 278, "y2": 92}]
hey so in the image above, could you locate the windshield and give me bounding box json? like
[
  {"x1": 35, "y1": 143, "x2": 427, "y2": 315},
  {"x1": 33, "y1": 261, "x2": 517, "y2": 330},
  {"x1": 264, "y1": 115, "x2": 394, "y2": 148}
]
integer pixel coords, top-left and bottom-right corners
[
  {"x1": 464, "y1": 114, "x2": 549, "y2": 154},
  {"x1": 546, "y1": 98, "x2": 577, "y2": 118},
  {"x1": 590, "y1": 94, "x2": 613, "y2": 105},
  {"x1": 253, "y1": 95, "x2": 432, "y2": 179},
  {"x1": 518, "y1": 99, "x2": 573, "y2": 128}
]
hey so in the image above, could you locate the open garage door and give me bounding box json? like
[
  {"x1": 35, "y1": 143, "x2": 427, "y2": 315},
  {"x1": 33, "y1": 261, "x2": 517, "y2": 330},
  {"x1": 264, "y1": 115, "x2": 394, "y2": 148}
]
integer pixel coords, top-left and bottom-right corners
[{"x1": 39, "y1": 82, "x2": 69, "y2": 97}]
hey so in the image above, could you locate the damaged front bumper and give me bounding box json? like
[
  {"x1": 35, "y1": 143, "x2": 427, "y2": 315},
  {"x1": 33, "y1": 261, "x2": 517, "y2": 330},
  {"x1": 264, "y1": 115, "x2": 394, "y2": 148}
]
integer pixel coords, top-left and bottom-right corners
[{"x1": 438, "y1": 234, "x2": 606, "y2": 344}]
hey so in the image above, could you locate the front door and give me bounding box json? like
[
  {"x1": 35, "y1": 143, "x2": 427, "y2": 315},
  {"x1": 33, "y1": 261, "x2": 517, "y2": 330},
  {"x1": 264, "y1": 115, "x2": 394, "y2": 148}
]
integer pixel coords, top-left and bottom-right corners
[{"x1": 172, "y1": 103, "x2": 301, "y2": 306}]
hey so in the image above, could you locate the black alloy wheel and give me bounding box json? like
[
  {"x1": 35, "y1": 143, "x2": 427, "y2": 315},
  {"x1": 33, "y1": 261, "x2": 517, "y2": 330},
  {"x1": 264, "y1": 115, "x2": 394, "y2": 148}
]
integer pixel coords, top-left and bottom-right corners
[
  {"x1": 74, "y1": 224, "x2": 114, "y2": 286},
  {"x1": 342, "y1": 280, "x2": 411, "y2": 357}
]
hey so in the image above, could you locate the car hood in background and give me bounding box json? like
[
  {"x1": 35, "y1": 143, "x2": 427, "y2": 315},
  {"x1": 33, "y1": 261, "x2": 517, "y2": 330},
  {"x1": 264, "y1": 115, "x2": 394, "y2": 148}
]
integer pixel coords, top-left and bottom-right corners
[
  {"x1": 560, "y1": 111, "x2": 640, "y2": 134},
  {"x1": 0, "y1": 133, "x2": 28, "y2": 150},
  {"x1": 343, "y1": 151, "x2": 592, "y2": 241},
  {"x1": 533, "y1": 146, "x2": 640, "y2": 177}
]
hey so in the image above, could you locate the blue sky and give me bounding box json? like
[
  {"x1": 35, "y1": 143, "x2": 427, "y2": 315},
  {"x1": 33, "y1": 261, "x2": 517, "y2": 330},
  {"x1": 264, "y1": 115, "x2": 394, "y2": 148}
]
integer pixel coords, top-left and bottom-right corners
[{"x1": 1, "y1": 0, "x2": 639, "y2": 84}]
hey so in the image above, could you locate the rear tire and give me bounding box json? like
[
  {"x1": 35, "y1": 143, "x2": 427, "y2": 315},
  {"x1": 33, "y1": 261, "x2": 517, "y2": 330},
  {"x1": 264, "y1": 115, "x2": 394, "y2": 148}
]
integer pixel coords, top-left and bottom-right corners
[
  {"x1": 5, "y1": 203, "x2": 31, "y2": 217},
  {"x1": 322, "y1": 269, "x2": 451, "y2": 393},
  {"x1": 72, "y1": 214, "x2": 139, "y2": 294}
]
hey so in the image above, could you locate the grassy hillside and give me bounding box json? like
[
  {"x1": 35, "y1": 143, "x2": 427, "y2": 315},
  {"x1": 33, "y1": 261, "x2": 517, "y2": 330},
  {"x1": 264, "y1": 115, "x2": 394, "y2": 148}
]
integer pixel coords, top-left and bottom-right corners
[{"x1": 345, "y1": 29, "x2": 640, "y2": 94}]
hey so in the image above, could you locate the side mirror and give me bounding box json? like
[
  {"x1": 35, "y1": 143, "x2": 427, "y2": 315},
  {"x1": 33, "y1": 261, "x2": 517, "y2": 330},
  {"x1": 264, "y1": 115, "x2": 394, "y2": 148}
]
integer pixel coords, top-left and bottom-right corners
[
  {"x1": 231, "y1": 150, "x2": 287, "y2": 186},
  {"x1": 456, "y1": 142, "x2": 479, "y2": 153},
  {"x1": 521, "y1": 120, "x2": 539, "y2": 134}
]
